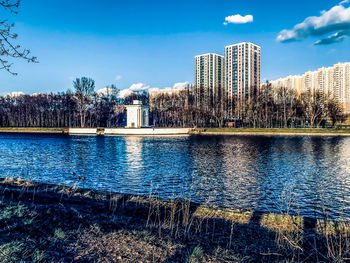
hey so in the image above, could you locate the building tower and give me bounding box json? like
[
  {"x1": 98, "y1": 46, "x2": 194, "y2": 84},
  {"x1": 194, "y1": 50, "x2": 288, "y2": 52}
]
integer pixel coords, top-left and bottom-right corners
[
  {"x1": 194, "y1": 53, "x2": 224, "y2": 109},
  {"x1": 344, "y1": 63, "x2": 350, "y2": 113},
  {"x1": 225, "y1": 42, "x2": 261, "y2": 104}
]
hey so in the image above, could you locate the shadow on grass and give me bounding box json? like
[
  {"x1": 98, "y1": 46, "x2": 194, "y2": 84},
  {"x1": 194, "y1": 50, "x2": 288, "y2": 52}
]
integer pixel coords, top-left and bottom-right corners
[{"x1": 0, "y1": 180, "x2": 347, "y2": 262}]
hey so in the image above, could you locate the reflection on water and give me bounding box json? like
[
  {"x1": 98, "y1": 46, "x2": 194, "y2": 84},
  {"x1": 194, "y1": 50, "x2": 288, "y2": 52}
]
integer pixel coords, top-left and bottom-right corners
[
  {"x1": 0, "y1": 133, "x2": 350, "y2": 219},
  {"x1": 124, "y1": 136, "x2": 144, "y2": 188}
]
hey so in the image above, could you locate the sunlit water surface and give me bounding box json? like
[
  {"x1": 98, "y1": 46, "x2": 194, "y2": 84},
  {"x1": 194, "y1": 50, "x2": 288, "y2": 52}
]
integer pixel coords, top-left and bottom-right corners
[{"x1": 1, "y1": 133, "x2": 350, "y2": 220}]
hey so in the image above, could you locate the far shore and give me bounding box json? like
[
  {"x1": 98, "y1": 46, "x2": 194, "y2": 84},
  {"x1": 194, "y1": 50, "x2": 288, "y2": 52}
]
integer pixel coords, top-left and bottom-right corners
[
  {"x1": 0, "y1": 127, "x2": 66, "y2": 133},
  {"x1": 2, "y1": 127, "x2": 350, "y2": 137},
  {"x1": 192, "y1": 127, "x2": 350, "y2": 136}
]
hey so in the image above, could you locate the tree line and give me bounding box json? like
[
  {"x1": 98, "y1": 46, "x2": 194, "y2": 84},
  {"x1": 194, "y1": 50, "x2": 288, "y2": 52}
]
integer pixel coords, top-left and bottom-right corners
[
  {"x1": 0, "y1": 78, "x2": 123, "y2": 128},
  {"x1": 232, "y1": 84, "x2": 346, "y2": 128},
  {"x1": 150, "y1": 83, "x2": 346, "y2": 128},
  {"x1": 0, "y1": 78, "x2": 346, "y2": 128}
]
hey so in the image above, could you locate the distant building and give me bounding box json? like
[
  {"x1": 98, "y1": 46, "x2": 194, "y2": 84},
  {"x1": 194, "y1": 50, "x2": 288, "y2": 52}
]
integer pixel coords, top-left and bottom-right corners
[
  {"x1": 125, "y1": 100, "x2": 149, "y2": 128},
  {"x1": 225, "y1": 42, "x2": 261, "y2": 102},
  {"x1": 149, "y1": 85, "x2": 189, "y2": 98},
  {"x1": 194, "y1": 53, "x2": 224, "y2": 109},
  {"x1": 269, "y1": 62, "x2": 350, "y2": 113},
  {"x1": 303, "y1": 71, "x2": 318, "y2": 93}
]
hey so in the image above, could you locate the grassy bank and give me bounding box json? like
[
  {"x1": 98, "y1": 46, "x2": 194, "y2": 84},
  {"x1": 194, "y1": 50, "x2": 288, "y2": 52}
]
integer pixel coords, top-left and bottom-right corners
[
  {"x1": 0, "y1": 178, "x2": 350, "y2": 262},
  {"x1": 192, "y1": 128, "x2": 350, "y2": 135},
  {"x1": 0, "y1": 127, "x2": 66, "y2": 133}
]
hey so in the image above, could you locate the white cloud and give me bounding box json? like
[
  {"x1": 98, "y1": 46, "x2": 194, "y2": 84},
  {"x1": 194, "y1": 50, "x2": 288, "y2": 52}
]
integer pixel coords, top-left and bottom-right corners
[
  {"x1": 5, "y1": 91, "x2": 25, "y2": 98},
  {"x1": 129, "y1": 82, "x2": 150, "y2": 91},
  {"x1": 119, "y1": 81, "x2": 190, "y2": 98},
  {"x1": 277, "y1": 2, "x2": 350, "y2": 43},
  {"x1": 118, "y1": 89, "x2": 134, "y2": 98},
  {"x1": 118, "y1": 83, "x2": 150, "y2": 98},
  {"x1": 115, "y1": 75, "x2": 122, "y2": 81},
  {"x1": 96, "y1": 87, "x2": 118, "y2": 96},
  {"x1": 224, "y1": 14, "x2": 253, "y2": 25}
]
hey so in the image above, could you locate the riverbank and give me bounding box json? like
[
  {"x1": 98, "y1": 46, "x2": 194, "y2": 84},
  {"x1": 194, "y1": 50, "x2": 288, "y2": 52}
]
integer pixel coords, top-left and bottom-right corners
[
  {"x1": 192, "y1": 128, "x2": 350, "y2": 136},
  {"x1": 0, "y1": 128, "x2": 66, "y2": 134},
  {"x1": 0, "y1": 178, "x2": 349, "y2": 262},
  {"x1": 0, "y1": 127, "x2": 191, "y2": 135},
  {"x1": 2, "y1": 127, "x2": 350, "y2": 137},
  {"x1": 68, "y1": 127, "x2": 191, "y2": 135}
]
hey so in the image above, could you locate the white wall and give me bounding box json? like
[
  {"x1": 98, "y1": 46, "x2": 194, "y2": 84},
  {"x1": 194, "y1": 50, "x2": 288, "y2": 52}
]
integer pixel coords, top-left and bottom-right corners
[
  {"x1": 104, "y1": 128, "x2": 191, "y2": 135},
  {"x1": 126, "y1": 105, "x2": 140, "y2": 128},
  {"x1": 69, "y1": 128, "x2": 97, "y2": 134},
  {"x1": 126, "y1": 105, "x2": 150, "y2": 128}
]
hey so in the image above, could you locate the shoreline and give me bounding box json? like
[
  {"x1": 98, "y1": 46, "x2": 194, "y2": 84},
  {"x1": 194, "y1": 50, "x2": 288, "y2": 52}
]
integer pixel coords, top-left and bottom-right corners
[
  {"x1": 0, "y1": 127, "x2": 66, "y2": 134},
  {"x1": 0, "y1": 178, "x2": 350, "y2": 261},
  {"x1": 191, "y1": 128, "x2": 350, "y2": 137},
  {"x1": 1, "y1": 127, "x2": 350, "y2": 137},
  {"x1": 194, "y1": 131, "x2": 350, "y2": 136}
]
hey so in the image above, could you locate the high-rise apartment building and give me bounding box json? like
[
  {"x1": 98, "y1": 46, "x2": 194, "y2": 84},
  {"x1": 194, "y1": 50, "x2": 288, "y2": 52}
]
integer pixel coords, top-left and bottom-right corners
[
  {"x1": 225, "y1": 42, "x2": 261, "y2": 102},
  {"x1": 334, "y1": 63, "x2": 344, "y2": 103},
  {"x1": 345, "y1": 64, "x2": 350, "y2": 111},
  {"x1": 318, "y1": 67, "x2": 329, "y2": 96},
  {"x1": 194, "y1": 53, "x2": 224, "y2": 108},
  {"x1": 303, "y1": 71, "x2": 318, "y2": 93},
  {"x1": 269, "y1": 62, "x2": 350, "y2": 113}
]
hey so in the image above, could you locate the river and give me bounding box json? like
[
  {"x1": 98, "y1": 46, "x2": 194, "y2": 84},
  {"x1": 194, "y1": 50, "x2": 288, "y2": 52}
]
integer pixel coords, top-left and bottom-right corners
[{"x1": 0, "y1": 133, "x2": 350, "y2": 219}]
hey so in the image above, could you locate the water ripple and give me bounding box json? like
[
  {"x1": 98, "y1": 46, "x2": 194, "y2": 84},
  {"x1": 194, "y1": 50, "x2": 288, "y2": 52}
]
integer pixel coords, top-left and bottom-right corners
[{"x1": 0, "y1": 133, "x2": 350, "y2": 220}]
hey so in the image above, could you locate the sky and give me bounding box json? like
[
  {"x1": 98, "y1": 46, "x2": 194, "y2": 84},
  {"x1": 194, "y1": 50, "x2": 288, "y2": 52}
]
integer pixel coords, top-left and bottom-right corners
[{"x1": 1, "y1": 0, "x2": 350, "y2": 95}]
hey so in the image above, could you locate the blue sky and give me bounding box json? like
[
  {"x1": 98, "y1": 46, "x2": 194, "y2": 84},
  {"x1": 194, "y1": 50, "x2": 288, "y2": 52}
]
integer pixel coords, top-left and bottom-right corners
[{"x1": 1, "y1": 0, "x2": 350, "y2": 95}]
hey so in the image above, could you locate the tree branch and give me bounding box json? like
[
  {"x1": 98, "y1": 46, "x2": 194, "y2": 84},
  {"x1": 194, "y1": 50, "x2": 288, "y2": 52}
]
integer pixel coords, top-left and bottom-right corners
[
  {"x1": 0, "y1": 0, "x2": 37, "y2": 75},
  {"x1": 0, "y1": 0, "x2": 19, "y2": 13}
]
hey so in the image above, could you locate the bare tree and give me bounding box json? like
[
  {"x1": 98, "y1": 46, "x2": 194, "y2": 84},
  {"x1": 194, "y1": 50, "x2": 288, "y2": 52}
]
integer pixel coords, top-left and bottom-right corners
[
  {"x1": 327, "y1": 98, "x2": 345, "y2": 127},
  {"x1": 73, "y1": 77, "x2": 95, "y2": 128},
  {"x1": 275, "y1": 86, "x2": 299, "y2": 128},
  {"x1": 301, "y1": 90, "x2": 327, "y2": 127},
  {"x1": 246, "y1": 97, "x2": 259, "y2": 128},
  {"x1": 0, "y1": 82, "x2": 347, "y2": 129},
  {"x1": 97, "y1": 84, "x2": 120, "y2": 127},
  {"x1": 259, "y1": 84, "x2": 275, "y2": 128},
  {"x1": 0, "y1": 0, "x2": 37, "y2": 74}
]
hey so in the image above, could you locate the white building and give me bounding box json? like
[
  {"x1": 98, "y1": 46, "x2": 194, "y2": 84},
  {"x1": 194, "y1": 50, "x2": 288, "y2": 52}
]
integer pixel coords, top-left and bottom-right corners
[
  {"x1": 303, "y1": 70, "x2": 318, "y2": 93},
  {"x1": 194, "y1": 53, "x2": 224, "y2": 108},
  {"x1": 125, "y1": 100, "x2": 149, "y2": 128},
  {"x1": 269, "y1": 62, "x2": 350, "y2": 114}
]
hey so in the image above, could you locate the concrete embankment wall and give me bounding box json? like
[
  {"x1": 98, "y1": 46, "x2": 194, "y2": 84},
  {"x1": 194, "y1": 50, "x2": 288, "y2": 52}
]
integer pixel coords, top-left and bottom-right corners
[
  {"x1": 104, "y1": 128, "x2": 191, "y2": 135},
  {"x1": 65, "y1": 128, "x2": 350, "y2": 136},
  {"x1": 68, "y1": 128, "x2": 97, "y2": 135},
  {"x1": 68, "y1": 128, "x2": 191, "y2": 135}
]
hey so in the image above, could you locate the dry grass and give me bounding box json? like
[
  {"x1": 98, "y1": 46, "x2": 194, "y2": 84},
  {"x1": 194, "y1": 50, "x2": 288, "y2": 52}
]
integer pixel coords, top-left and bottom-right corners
[
  {"x1": 261, "y1": 213, "x2": 303, "y2": 232},
  {"x1": 1, "y1": 178, "x2": 350, "y2": 262},
  {"x1": 194, "y1": 207, "x2": 251, "y2": 224},
  {"x1": 72, "y1": 227, "x2": 182, "y2": 262},
  {"x1": 2, "y1": 177, "x2": 35, "y2": 187}
]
